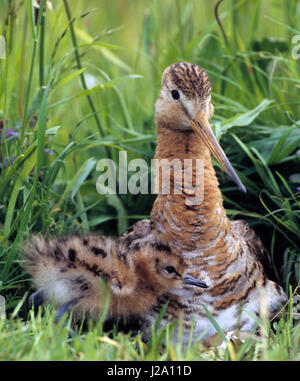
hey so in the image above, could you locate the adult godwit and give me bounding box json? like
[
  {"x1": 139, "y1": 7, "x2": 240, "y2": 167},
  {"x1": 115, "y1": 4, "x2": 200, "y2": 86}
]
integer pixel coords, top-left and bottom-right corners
[{"x1": 123, "y1": 62, "x2": 287, "y2": 344}]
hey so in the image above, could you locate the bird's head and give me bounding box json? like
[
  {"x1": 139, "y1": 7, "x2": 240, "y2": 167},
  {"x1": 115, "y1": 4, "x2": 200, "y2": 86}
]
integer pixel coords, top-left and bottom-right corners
[
  {"x1": 156, "y1": 61, "x2": 212, "y2": 130},
  {"x1": 135, "y1": 243, "x2": 208, "y2": 294},
  {"x1": 155, "y1": 61, "x2": 246, "y2": 193},
  {"x1": 108, "y1": 242, "x2": 208, "y2": 317}
]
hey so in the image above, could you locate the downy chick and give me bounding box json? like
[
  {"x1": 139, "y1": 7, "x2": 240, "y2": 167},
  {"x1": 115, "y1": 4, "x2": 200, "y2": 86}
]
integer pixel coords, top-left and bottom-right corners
[{"x1": 24, "y1": 234, "x2": 208, "y2": 322}]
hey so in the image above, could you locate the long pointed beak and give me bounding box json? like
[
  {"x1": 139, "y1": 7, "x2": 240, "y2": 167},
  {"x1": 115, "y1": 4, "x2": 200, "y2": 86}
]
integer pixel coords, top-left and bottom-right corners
[
  {"x1": 183, "y1": 274, "x2": 208, "y2": 288},
  {"x1": 190, "y1": 111, "x2": 246, "y2": 193}
]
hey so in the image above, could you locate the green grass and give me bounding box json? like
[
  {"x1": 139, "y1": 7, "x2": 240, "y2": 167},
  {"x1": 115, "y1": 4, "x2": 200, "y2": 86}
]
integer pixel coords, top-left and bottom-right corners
[
  {"x1": 0, "y1": 295, "x2": 299, "y2": 361},
  {"x1": 0, "y1": 0, "x2": 299, "y2": 360}
]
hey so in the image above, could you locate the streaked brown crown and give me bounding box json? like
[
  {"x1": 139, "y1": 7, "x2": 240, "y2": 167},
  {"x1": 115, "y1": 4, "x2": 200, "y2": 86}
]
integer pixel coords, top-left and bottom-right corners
[{"x1": 163, "y1": 62, "x2": 211, "y2": 101}]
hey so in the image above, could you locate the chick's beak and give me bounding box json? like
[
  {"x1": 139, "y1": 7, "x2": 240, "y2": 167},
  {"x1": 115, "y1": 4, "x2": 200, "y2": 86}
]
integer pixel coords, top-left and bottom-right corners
[
  {"x1": 190, "y1": 111, "x2": 246, "y2": 193},
  {"x1": 183, "y1": 274, "x2": 208, "y2": 288}
]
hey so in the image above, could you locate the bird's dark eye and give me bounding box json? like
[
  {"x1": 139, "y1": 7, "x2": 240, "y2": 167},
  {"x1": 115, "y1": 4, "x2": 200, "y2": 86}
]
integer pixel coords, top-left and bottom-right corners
[
  {"x1": 171, "y1": 90, "x2": 180, "y2": 100},
  {"x1": 165, "y1": 266, "x2": 176, "y2": 274}
]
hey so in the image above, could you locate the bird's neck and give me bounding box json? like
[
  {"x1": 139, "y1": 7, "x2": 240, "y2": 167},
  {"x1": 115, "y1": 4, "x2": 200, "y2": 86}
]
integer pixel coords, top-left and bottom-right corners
[{"x1": 151, "y1": 123, "x2": 231, "y2": 253}]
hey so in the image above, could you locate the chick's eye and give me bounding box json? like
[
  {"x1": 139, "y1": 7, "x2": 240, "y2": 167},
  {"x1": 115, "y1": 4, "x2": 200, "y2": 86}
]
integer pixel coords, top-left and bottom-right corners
[
  {"x1": 165, "y1": 266, "x2": 176, "y2": 274},
  {"x1": 171, "y1": 90, "x2": 180, "y2": 100}
]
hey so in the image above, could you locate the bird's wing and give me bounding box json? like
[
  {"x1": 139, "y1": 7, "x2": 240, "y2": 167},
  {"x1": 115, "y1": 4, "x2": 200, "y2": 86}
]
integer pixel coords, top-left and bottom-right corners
[
  {"x1": 118, "y1": 219, "x2": 153, "y2": 256},
  {"x1": 121, "y1": 219, "x2": 152, "y2": 243},
  {"x1": 230, "y1": 219, "x2": 271, "y2": 265}
]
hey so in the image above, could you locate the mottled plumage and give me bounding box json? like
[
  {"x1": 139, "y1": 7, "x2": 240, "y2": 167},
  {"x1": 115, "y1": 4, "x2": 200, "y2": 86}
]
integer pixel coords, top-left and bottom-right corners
[
  {"x1": 24, "y1": 61, "x2": 287, "y2": 345},
  {"x1": 24, "y1": 234, "x2": 207, "y2": 321},
  {"x1": 123, "y1": 62, "x2": 287, "y2": 344}
]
